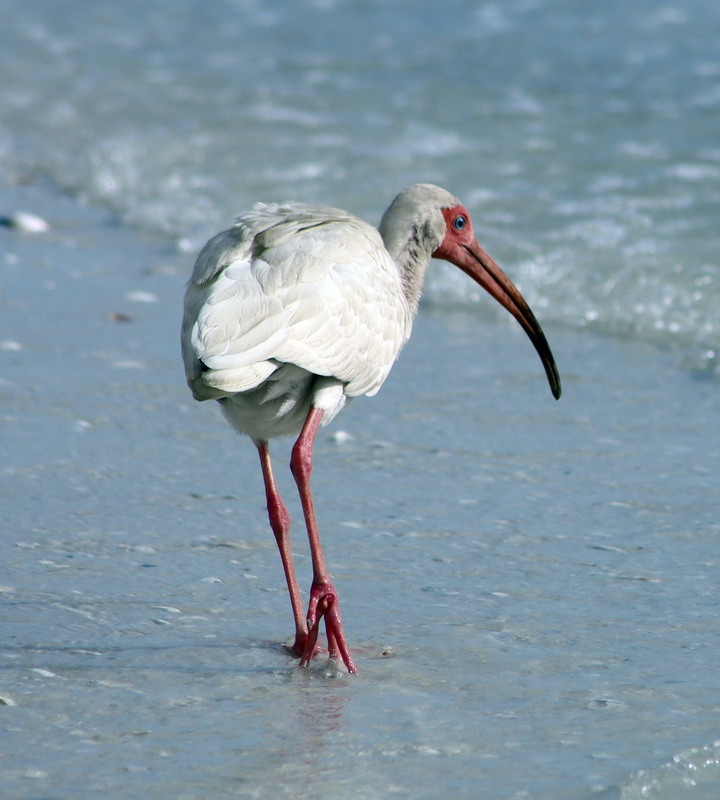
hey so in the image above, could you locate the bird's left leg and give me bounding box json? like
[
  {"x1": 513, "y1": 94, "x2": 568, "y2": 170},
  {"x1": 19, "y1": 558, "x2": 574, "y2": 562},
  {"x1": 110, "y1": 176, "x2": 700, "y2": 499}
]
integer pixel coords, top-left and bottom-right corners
[
  {"x1": 290, "y1": 406, "x2": 358, "y2": 675},
  {"x1": 256, "y1": 440, "x2": 308, "y2": 656}
]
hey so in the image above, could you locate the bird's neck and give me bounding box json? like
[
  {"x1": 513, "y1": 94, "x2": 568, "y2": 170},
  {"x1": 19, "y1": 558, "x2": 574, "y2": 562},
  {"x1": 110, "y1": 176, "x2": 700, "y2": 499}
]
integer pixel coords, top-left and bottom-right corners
[{"x1": 382, "y1": 223, "x2": 436, "y2": 318}]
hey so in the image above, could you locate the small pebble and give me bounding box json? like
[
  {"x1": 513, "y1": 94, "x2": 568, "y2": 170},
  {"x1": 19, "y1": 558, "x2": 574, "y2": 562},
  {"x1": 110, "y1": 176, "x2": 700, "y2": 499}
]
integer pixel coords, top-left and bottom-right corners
[
  {"x1": 0, "y1": 212, "x2": 50, "y2": 233},
  {"x1": 126, "y1": 290, "x2": 159, "y2": 303}
]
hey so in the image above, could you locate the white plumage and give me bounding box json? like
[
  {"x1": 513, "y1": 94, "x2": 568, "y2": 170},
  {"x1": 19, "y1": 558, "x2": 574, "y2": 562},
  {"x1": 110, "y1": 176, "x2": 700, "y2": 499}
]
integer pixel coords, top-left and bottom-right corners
[
  {"x1": 181, "y1": 184, "x2": 560, "y2": 674},
  {"x1": 182, "y1": 201, "x2": 414, "y2": 441}
]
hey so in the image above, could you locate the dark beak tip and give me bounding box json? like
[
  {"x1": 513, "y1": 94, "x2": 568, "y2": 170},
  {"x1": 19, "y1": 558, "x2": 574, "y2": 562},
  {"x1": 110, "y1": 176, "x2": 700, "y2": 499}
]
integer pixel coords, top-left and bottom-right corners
[{"x1": 549, "y1": 369, "x2": 562, "y2": 400}]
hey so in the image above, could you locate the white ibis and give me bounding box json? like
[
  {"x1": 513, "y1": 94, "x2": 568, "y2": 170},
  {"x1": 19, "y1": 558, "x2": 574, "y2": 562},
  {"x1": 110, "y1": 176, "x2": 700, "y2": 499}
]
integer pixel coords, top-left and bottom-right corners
[{"x1": 181, "y1": 183, "x2": 561, "y2": 675}]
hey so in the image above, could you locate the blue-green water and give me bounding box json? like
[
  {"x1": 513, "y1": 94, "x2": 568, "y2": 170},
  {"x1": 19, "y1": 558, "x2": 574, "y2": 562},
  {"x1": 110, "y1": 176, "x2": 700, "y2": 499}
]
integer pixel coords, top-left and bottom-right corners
[
  {"x1": 2, "y1": 0, "x2": 719, "y2": 354},
  {"x1": 1, "y1": 1, "x2": 719, "y2": 797}
]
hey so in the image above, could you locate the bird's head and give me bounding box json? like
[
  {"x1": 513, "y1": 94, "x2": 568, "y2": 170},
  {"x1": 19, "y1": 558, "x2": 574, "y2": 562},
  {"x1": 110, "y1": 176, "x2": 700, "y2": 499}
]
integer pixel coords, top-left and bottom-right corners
[{"x1": 382, "y1": 184, "x2": 561, "y2": 400}]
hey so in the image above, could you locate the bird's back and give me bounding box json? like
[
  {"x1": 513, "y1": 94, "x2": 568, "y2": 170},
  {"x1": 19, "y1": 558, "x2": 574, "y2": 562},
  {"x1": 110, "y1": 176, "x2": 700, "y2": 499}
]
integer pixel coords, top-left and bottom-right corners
[{"x1": 181, "y1": 202, "x2": 412, "y2": 438}]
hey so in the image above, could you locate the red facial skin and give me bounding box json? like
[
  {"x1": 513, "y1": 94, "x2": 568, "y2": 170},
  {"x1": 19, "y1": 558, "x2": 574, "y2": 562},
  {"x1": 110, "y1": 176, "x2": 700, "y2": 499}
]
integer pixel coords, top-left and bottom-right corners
[{"x1": 433, "y1": 205, "x2": 561, "y2": 400}]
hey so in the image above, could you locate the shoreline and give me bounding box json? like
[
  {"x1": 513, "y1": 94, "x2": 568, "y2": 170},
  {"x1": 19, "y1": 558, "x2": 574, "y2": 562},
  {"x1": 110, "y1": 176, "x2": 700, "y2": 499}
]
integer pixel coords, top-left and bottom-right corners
[{"x1": 2, "y1": 172, "x2": 720, "y2": 799}]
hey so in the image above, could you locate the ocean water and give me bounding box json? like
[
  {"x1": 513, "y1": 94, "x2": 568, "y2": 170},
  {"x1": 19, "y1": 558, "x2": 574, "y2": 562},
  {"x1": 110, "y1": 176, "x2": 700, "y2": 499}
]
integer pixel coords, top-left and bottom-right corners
[
  {"x1": 1, "y1": 1, "x2": 720, "y2": 798},
  {"x1": 2, "y1": 0, "x2": 719, "y2": 357}
]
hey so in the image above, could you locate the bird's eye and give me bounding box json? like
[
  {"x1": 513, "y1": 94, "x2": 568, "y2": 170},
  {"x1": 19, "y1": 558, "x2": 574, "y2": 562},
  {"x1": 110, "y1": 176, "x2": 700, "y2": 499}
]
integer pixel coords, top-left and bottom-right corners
[{"x1": 453, "y1": 215, "x2": 467, "y2": 231}]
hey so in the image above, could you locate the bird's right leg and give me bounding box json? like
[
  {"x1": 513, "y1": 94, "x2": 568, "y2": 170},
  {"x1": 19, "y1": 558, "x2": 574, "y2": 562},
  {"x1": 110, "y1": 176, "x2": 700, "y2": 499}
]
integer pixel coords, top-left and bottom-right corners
[
  {"x1": 290, "y1": 407, "x2": 358, "y2": 674},
  {"x1": 256, "y1": 440, "x2": 308, "y2": 656}
]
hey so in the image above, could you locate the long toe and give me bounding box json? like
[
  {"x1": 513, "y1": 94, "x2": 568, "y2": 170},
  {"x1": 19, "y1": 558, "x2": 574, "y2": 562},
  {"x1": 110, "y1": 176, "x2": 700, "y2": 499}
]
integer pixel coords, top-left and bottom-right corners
[
  {"x1": 299, "y1": 618, "x2": 322, "y2": 667},
  {"x1": 298, "y1": 580, "x2": 357, "y2": 673},
  {"x1": 324, "y1": 601, "x2": 357, "y2": 675}
]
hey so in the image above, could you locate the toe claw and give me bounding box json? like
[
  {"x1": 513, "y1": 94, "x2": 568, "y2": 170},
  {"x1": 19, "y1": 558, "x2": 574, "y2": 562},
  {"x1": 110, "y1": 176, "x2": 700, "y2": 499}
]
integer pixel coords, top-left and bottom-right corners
[{"x1": 297, "y1": 584, "x2": 357, "y2": 674}]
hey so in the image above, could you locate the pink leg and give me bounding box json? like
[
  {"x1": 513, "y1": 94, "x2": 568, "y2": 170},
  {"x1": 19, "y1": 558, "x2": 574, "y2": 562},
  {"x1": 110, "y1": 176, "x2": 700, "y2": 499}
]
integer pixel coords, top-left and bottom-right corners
[
  {"x1": 290, "y1": 407, "x2": 358, "y2": 674},
  {"x1": 256, "y1": 441, "x2": 307, "y2": 655}
]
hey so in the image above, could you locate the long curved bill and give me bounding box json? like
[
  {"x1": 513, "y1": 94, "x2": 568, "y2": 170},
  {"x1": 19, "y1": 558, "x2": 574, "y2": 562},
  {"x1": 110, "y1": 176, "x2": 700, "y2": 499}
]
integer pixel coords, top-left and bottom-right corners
[{"x1": 457, "y1": 240, "x2": 562, "y2": 399}]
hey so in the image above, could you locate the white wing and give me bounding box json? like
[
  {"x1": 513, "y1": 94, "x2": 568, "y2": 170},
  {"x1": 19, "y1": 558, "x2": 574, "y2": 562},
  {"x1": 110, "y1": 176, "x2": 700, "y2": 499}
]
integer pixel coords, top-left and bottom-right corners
[{"x1": 181, "y1": 203, "x2": 412, "y2": 402}]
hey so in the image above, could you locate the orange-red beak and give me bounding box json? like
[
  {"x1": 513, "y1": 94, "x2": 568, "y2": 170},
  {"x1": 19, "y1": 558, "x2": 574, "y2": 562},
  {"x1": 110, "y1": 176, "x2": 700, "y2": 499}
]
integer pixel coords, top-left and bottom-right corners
[{"x1": 450, "y1": 239, "x2": 561, "y2": 399}]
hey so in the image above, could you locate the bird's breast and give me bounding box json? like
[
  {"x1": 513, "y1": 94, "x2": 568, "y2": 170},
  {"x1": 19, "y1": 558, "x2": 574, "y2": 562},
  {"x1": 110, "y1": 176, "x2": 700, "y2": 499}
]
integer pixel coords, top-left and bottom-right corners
[{"x1": 218, "y1": 366, "x2": 348, "y2": 442}]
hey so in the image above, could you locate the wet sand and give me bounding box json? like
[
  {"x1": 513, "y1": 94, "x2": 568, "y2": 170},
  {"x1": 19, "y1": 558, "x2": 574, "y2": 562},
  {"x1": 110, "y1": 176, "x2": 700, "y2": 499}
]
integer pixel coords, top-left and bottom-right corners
[{"x1": 2, "y1": 178, "x2": 719, "y2": 799}]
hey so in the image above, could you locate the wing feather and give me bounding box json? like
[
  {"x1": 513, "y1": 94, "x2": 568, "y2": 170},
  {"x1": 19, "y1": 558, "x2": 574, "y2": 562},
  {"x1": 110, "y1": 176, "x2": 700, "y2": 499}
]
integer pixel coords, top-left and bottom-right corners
[{"x1": 181, "y1": 203, "x2": 411, "y2": 402}]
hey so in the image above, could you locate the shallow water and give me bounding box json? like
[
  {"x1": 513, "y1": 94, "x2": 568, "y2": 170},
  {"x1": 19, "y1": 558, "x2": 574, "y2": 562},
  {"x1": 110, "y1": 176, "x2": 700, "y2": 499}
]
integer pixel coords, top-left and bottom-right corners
[
  {"x1": 1, "y1": 0, "x2": 720, "y2": 797},
  {"x1": 1, "y1": 181, "x2": 719, "y2": 798}
]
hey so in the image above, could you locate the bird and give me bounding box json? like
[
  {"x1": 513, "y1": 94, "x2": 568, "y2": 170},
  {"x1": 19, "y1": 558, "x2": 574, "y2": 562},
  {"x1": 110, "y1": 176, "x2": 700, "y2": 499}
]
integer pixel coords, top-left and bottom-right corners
[{"x1": 181, "y1": 183, "x2": 561, "y2": 675}]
